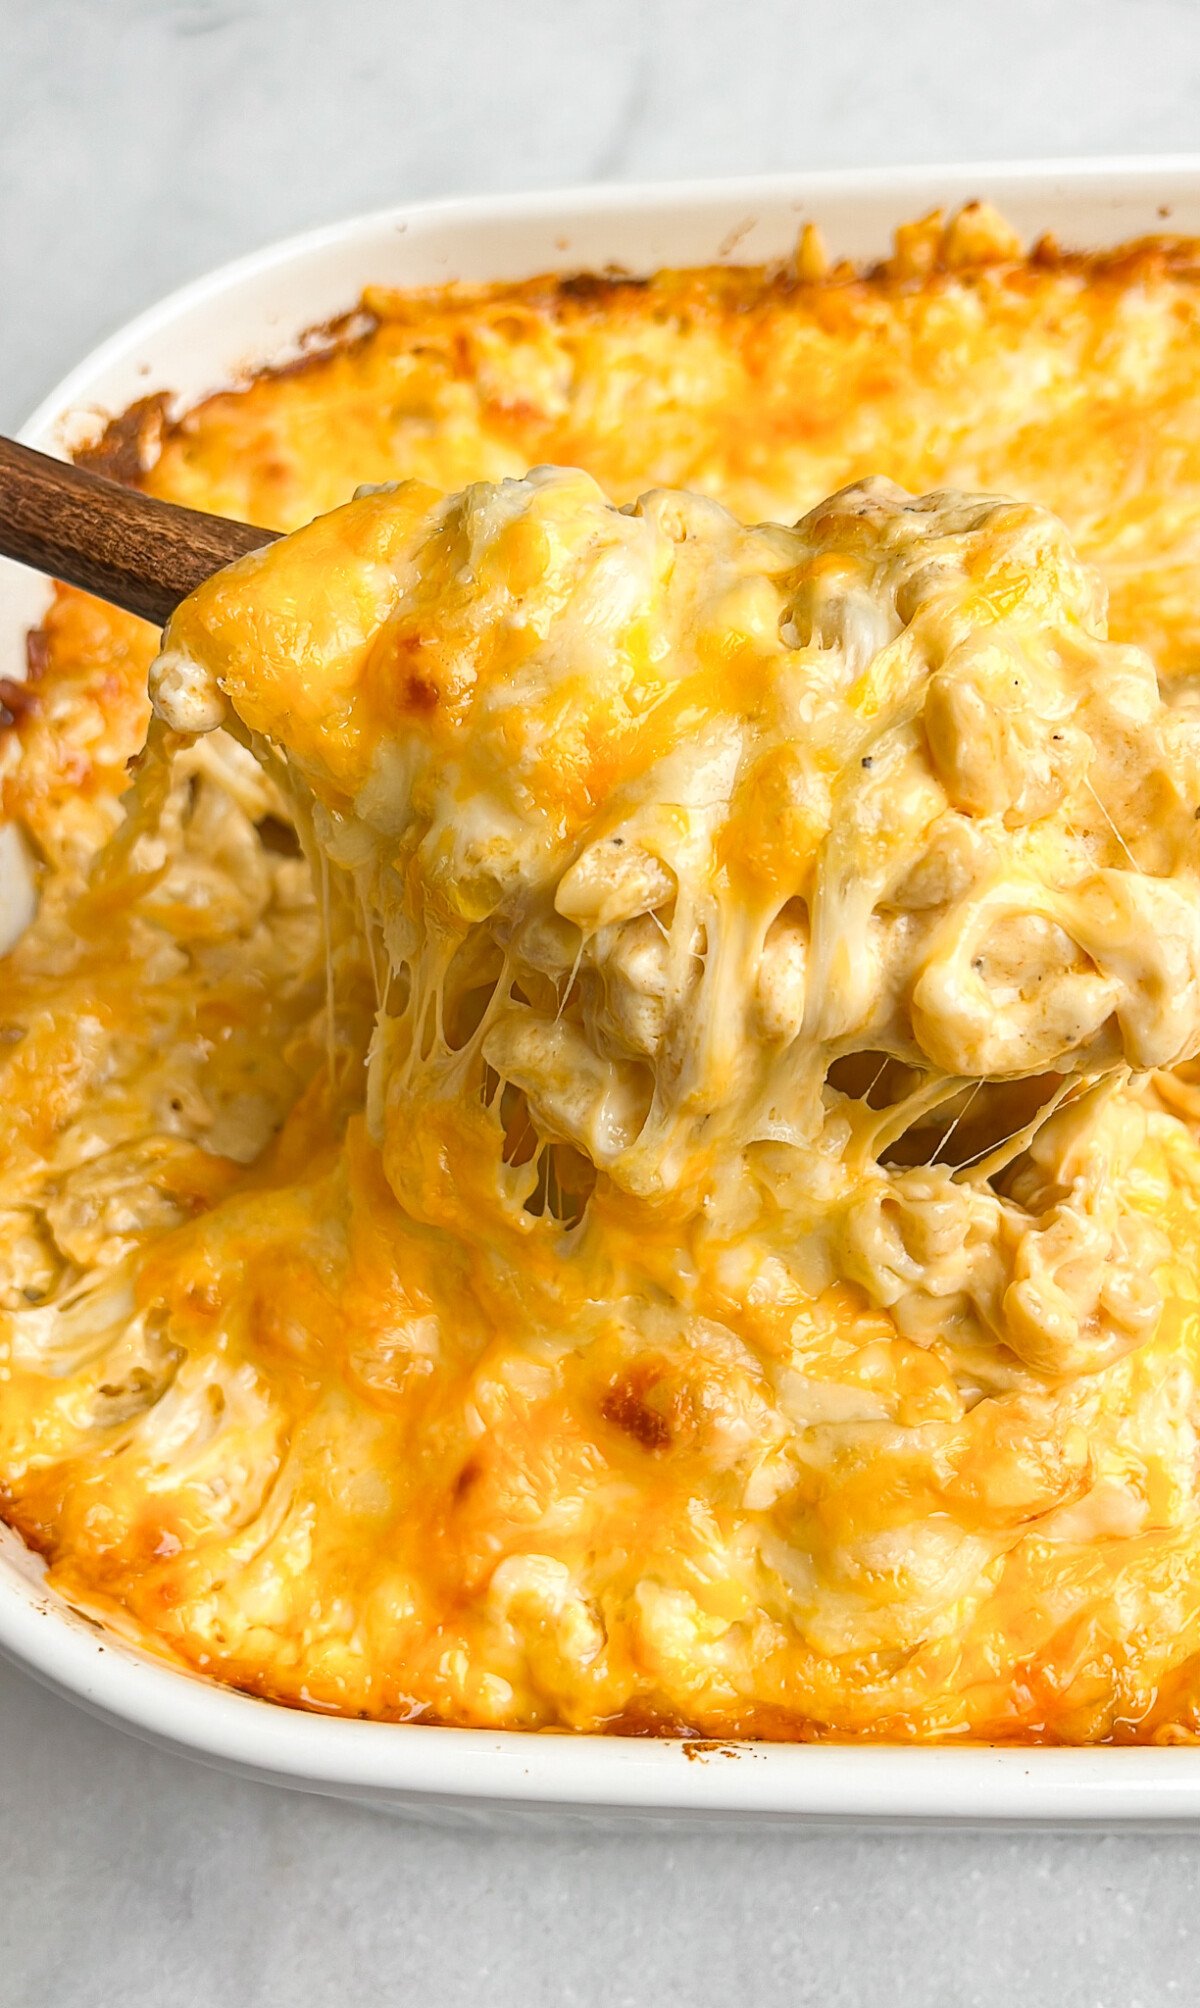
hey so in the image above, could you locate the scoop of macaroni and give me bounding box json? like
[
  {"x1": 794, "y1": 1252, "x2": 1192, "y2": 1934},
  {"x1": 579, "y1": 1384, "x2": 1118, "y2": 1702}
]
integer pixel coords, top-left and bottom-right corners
[{"x1": 155, "y1": 469, "x2": 1200, "y2": 1287}]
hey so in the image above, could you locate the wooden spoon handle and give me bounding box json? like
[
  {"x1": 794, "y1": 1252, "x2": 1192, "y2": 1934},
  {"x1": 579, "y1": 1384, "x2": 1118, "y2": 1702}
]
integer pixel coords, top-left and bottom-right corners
[{"x1": 0, "y1": 434, "x2": 279, "y2": 629}]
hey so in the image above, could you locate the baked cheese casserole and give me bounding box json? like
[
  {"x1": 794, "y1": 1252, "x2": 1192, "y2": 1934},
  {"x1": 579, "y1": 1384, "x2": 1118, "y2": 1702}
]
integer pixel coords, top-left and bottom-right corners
[{"x1": 5, "y1": 205, "x2": 1200, "y2": 1741}]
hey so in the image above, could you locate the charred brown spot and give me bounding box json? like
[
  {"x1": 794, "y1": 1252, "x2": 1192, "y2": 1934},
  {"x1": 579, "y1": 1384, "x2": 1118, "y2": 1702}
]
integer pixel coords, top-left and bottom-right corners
[
  {"x1": 558, "y1": 269, "x2": 650, "y2": 301},
  {"x1": 75, "y1": 392, "x2": 170, "y2": 486},
  {"x1": 25, "y1": 626, "x2": 50, "y2": 683},
  {"x1": 0, "y1": 677, "x2": 37, "y2": 728},
  {"x1": 601, "y1": 1700, "x2": 696, "y2": 1738},
  {"x1": 453, "y1": 1456, "x2": 481, "y2": 1501},
  {"x1": 0, "y1": 1488, "x2": 57, "y2": 1565},
  {"x1": 258, "y1": 307, "x2": 379, "y2": 384},
  {"x1": 405, "y1": 673, "x2": 439, "y2": 714},
  {"x1": 600, "y1": 1373, "x2": 672, "y2": 1452},
  {"x1": 392, "y1": 632, "x2": 440, "y2": 714}
]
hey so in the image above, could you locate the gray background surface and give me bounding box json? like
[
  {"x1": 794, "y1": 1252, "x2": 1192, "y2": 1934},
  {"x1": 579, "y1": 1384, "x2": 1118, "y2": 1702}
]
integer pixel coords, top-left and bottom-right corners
[{"x1": 2, "y1": 1, "x2": 1199, "y2": 2001}]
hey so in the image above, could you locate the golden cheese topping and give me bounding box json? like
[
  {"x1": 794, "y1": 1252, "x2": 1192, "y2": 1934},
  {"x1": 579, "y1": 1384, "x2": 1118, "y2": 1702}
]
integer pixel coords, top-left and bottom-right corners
[{"x1": 7, "y1": 206, "x2": 1200, "y2": 1741}]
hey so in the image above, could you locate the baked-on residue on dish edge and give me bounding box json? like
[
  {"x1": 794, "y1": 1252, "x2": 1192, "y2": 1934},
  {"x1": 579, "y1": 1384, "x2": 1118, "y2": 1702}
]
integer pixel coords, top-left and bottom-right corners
[{"x1": 5, "y1": 204, "x2": 1200, "y2": 1740}]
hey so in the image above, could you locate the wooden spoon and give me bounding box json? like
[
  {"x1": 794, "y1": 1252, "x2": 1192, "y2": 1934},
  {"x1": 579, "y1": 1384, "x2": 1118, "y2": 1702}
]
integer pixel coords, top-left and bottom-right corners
[{"x1": 0, "y1": 434, "x2": 279, "y2": 628}]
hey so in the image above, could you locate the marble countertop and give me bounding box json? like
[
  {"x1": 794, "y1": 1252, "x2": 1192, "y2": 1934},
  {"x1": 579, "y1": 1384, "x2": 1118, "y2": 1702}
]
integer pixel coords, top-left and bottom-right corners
[{"x1": 3, "y1": 1, "x2": 1200, "y2": 2000}]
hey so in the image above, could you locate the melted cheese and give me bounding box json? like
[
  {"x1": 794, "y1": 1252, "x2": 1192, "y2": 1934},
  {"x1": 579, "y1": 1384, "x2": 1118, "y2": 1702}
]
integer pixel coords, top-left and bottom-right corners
[
  {"x1": 153, "y1": 466, "x2": 1200, "y2": 1330},
  {"x1": 6, "y1": 207, "x2": 1200, "y2": 1741}
]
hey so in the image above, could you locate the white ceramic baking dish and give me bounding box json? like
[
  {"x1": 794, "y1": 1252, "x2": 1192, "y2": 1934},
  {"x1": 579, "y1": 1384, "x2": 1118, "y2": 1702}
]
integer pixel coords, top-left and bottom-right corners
[{"x1": 4, "y1": 158, "x2": 1200, "y2": 1827}]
